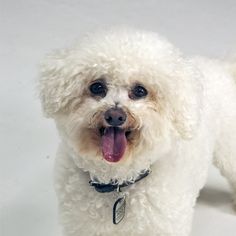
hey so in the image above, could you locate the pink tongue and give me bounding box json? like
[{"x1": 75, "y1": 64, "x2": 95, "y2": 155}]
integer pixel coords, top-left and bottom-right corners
[{"x1": 101, "y1": 127, "x2": 127, "y2": 162}]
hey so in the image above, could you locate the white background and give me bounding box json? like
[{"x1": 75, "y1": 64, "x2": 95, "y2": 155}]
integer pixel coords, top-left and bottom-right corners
[{"x1": 1, "y1": 0, "x2": 236, "y2": 235}]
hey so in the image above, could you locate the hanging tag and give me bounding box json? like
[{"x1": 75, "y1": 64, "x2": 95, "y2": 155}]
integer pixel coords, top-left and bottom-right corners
[{"x1": 113, "y1": 195, "x2": 126, "y2": 224}]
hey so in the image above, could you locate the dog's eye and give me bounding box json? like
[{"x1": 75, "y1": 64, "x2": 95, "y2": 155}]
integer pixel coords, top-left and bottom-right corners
[
  {"x1": 89, "y1": 81, "x2": 107, "y2": 97},
  {"x1": 130, "y1": 85, "x2": 148, "y2": 99}
]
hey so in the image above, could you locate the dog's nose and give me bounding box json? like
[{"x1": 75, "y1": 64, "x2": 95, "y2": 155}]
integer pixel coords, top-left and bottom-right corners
[{"x1": 104, "y1": 108, "x2": 127, "y2": 126}]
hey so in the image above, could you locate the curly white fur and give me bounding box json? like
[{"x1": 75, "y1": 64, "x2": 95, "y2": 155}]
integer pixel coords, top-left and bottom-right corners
[{"x1": 39, "y1": 28, "x2": 236, "y2": 236}]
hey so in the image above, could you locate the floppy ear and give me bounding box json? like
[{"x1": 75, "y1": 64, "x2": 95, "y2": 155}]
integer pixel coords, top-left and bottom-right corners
[
  {"x1": 167, "y1": 60, "x2": 203, "y2": 139},
  {"x1": 39, "y1": 49, "x2": 84, "y2": 117}
]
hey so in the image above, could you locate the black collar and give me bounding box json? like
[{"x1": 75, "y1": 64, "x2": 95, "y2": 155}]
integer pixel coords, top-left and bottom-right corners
[{"x1": 89, "y1": 169, "x2": 151, "y2": 193}]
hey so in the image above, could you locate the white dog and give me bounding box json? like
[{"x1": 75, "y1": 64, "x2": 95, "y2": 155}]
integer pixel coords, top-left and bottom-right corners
[{"x1": 39, "y1": 28, "x2": 236, "y2": 236}]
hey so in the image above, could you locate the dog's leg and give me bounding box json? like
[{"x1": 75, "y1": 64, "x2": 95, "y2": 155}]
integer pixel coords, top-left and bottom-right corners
[{"x1": 147, "y1": 141, "x2": 210, "y2": 236}]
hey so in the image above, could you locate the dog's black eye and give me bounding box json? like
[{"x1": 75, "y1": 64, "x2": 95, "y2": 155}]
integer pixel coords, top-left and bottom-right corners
[
  {"x1": 89, "y1": 81, "x2": 107, "y2": 97},
  {"x1": 130, "y1": 85, "x2": 148, "y2": 99}
]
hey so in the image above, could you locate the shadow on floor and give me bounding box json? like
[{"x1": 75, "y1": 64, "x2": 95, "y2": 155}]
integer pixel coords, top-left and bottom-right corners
[{"x1": 197, "y1": 186, "x2": 235, "y2": 214}]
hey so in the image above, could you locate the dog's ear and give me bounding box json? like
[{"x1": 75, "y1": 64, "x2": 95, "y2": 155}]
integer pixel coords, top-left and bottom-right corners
[
  {"x1": 168, "y1": 60, "x2": 203, "y2": 139},
  {"x1": 39, "y1": 49, "x2": 84, "y2": 117}
]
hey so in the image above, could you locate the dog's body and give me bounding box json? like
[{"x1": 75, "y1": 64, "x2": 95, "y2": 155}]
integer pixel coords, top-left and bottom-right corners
[{"x1": 39, "y1": 29, "x2": 236, "y2": 236}]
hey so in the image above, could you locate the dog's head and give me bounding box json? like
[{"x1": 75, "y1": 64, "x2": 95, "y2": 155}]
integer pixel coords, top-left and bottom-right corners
[{"x1": 39, "y1": 29, "x2": 202, "y2": 183}]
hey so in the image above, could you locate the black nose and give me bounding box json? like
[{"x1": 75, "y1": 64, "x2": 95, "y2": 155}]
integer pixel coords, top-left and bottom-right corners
[{"x1": 104, "y1": 108, "x2": 127, "y2": 126}]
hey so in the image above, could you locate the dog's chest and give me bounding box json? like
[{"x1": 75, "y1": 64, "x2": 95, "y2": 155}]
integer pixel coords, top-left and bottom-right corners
[
  {"x1": 58, "y1": 170, "x2": 158, "y2": 236},
  {"x1": 55, "y1": 152, "x2": 162, "y2": 236}
]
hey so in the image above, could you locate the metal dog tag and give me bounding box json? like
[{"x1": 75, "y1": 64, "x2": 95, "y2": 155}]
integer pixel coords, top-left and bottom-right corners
[{"x1": 113, "y1": 195, "x2": 126, "y2": 224}]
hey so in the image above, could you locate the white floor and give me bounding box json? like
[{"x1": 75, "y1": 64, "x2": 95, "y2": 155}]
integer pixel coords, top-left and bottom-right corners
[{"x1": 1, "y1": 1, "x2": 236, "y2": 235}]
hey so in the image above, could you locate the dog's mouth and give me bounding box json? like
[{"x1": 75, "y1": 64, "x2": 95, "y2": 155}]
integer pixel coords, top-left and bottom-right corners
[{"x1": 98, "y1": 127, "x2": 132, "y2": 163}]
